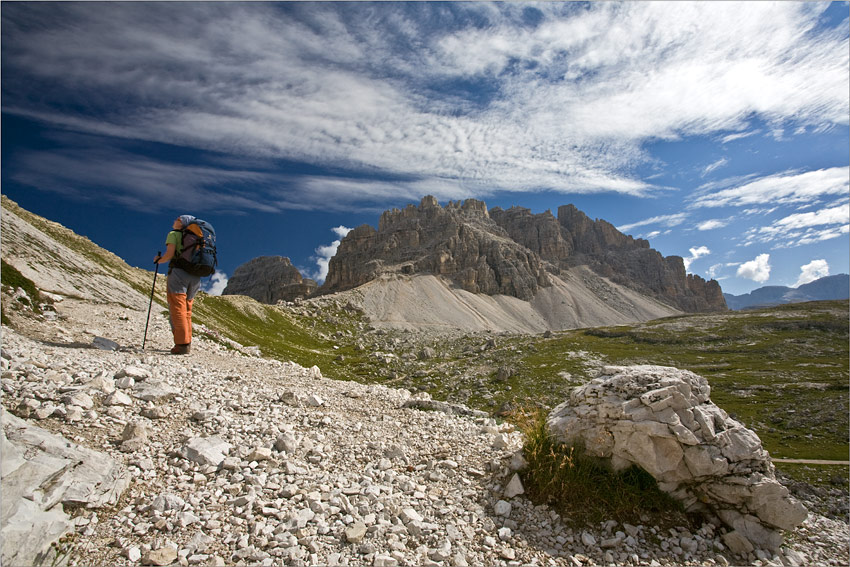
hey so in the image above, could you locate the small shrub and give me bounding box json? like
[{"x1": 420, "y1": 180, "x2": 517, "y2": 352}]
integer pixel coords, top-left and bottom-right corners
[{"x1": 510, "y1": 407, "x2": 688, "y2": 527}]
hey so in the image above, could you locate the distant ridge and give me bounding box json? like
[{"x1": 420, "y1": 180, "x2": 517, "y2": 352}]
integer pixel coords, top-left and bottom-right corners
[{"x1": 724, "y1": 274, "x2": 849, "y2": 310}]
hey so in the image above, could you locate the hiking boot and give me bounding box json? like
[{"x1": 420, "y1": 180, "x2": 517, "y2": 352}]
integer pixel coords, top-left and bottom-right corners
[{"x1": 170, "y1": 343, "x2": 191, "y2": 355}]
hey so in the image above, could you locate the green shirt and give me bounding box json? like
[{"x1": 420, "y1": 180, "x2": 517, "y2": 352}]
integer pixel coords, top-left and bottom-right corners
[{"x1": 166, "y1": 230, "x2": 183, "y2": 256}]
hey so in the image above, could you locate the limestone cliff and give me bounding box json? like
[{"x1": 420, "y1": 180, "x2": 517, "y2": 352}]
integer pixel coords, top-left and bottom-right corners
[
  {"x1": 222, "y1": 256, "x2": 317, "y2": 304},
  {"x1": 322, "y1": 197, "x2": 550, "y2": 301},
  {"x1": 490, "y1": 204, "x2": 726, "y2": 312},
  {"x1": 323, "y1": 197, "x2": 726, "y2": 313}
]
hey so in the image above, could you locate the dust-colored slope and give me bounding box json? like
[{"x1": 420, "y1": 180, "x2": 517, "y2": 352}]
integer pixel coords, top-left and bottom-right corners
[
  {"x1": 351, "y1": 267, "x2": 681, "y2": 333},
  {"x1": 1, "y1": 197, "x2": 157, "y2": 310}
]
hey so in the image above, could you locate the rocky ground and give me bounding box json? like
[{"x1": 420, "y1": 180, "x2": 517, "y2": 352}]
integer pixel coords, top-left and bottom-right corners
[{"x1": 2, "y1": 295, "x2": 849, "y2": 567}]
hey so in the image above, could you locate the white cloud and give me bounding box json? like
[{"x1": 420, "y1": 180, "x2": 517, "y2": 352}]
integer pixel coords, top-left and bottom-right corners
[
  {"x1": 746, "y1": 202, "x2": 850, "y2": 247},
  {"x1": 202, "y1": 270, "x2": 229, "y2": 296},
  {"x1": 720, "y1": 130, "x2": 759, "y2": 144},
  {"x1": 697, "y1": 219, "x2": 729, "y2": 231},
  {"x1": 794, "y1": 259, "x2": 830, "y2": 287},
  {"x1": 311, "y1": 226, "x2": 353, "y2": 284},
  {"x1": 691, "y1": 167, "x2": 850, "y2": 209},
  {"x1": 617, "y1": 213, "x2": 688, "y2": 234},
  {"x1": 683, "y1": 246, "x2": 711, "y2": 271},
  {"x1": 737, "y1": 253, "x2": 771, "y2": 283},
  {"x1": 707, "y1": 263, "x2": 725, "y2": 280},
  {"x1": 1, "y1": 2, "x2": 847, "y2": 208},
  {"x1": 771, "y1": 203, "x2": 849, "y2": 230},
  {"x1": 702, "y1": 158, "x2": 728, "y2": 177}
]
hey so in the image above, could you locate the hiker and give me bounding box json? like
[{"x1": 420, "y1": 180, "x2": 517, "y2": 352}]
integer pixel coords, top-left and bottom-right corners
[{"x1": 154, "y1": 215, "x2": 201, "y2": 355}]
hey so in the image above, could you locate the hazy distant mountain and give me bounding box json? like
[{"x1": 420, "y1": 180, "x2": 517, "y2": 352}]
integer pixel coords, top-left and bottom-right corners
[{"x1": 724, "y1": 274, "x2": 849, "y2": 310}]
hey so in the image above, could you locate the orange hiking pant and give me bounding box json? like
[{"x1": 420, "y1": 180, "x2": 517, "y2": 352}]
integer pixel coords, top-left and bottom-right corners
[{"x1": 167, "y1": 292, "x2": 194, "y2": 345}]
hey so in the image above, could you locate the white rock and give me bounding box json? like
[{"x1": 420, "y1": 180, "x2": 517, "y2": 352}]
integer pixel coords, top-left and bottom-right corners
[
  {"x1": 373, "y1": 554, "x2": 398, "y2": 567},
  {"x1": 104, "y1": 390, "x2": 133, "y2": 406},
  {"x1": 503, "y1": 473, "x2": 525, "y2": 498},
  {"x1": 180, "y1": 436, "x2": 232, "y2": 467},
  {"x1": 345, "y1": 522, "x2": 367, "y2": 543},
  {"x1": 125, "y1": 546, "x2": 142, "y2": 562},
  {"x1": 400, "y1": 508, "x2": 423, "y2": 524},
  {"x1": 62, "y1": 391, "x2": 94, "y2": 409},
  {"x1": 494, "y1": 500, "x2": 511, "y2": 517},
  {"x1": 274, "y1": 432, "x2": 300, "y2": 453},
  {"x1": 152, "y1": 493, "x2": 186, "y2": 513},
  {"x1": 247, "y1": 447, "x2": 272, "y2": 462},
  {"x1": 116, "y1": 366, "x2": 151, "y2": 381}
]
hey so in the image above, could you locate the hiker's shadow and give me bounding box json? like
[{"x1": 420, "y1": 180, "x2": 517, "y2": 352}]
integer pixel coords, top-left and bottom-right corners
[{"x1": 35, "y1": 339, "x2": 170, "y2": 355}]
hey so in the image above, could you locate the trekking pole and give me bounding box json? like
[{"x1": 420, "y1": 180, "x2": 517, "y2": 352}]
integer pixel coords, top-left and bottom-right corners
[{"x1": 142, "y1": 252, "x2": 161, "y2": 350}]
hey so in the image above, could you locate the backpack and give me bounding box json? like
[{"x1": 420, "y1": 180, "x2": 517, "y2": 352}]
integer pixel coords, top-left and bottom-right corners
[{"x1": 171, "y1": 219, "x2": 217, "y2": 277}]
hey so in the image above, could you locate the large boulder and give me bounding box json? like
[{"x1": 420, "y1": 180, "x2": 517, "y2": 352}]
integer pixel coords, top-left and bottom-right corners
[
  {"x1": 547, "y1": 365, "x2": 807, "y2": 553},
  {"x1": 1, "y1": 409, "x2": 130, "y2": 566}
]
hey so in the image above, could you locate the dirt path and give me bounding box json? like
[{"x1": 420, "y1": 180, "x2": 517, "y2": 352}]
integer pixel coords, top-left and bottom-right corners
[{"x1": 773, "y1": 459, "x2": 850, "y2": 465}]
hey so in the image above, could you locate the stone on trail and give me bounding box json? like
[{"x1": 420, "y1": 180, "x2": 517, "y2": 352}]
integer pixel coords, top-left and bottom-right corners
[
  {"x1": 180, "y1": 436, "x2": 233, "y2": 467},
  {"x1": 142, "y1": 545, "x2": 178, "y2": 566},
  {"x1": 247, "y1": 446, "x2": 272, "y2": 461},
  {"x1": 115, "y1": 365, "x2": 151, "y2": 381},
  {"x1": 494, "y1": 500, "x2": 512, "y2": 517},
  {"x1": 104, "y1": 390, "x2": 133, "y2": 406},
  {"x1": 92, "y1": 336, "x2": 119, "y2": 351},
  {"x1": 547, "y1": 365, "x2": 808, "y2": 552},
  {"x1": 504, "y1": 473, "x2": 525, "y2": 498},
  {"x1": 345, "y1": 521, "x2": 368, "y2": 543},
  {"x1": 132, "y1": 380, "x2": 179, "y2": 403}
]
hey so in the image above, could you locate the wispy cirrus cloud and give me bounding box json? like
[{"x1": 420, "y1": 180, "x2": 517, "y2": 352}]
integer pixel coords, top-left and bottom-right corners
[
  {"x1": 617, "y1": 213, "x2": 688, "y2": 234},
  {"x1": 743, "y1": 202, "x2": 850, "y2": 248},
  {"x1": 701, "y1": 158, "x2": 728, "y2": 177},
  {"x1": 696, "y1": 219, "x2": 730, "y2": 231},
  {"x1": 690, "y1": 167, "x2": 850, "y2": 209},
  {"x1": 2, "y1": 2, "x2": 847, "y2": 210}
]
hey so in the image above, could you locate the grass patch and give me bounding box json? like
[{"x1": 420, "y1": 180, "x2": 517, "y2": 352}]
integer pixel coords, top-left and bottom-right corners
[
  {"x1": 510, "y1": 408, "x2": 689, "y2": 527},
  {"x1": 190, "y1": 294, "x2": 371, "y2": 382},
  {"x1": 1, "y1": 259, "x2": 46, "y2": 318}
]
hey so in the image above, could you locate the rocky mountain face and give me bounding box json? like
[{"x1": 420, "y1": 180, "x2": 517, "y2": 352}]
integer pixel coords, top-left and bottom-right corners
[
  {"x1": 323, "y1": 197, "x2": 726, "y2": 313},
  {"x1": 223, "y1": 256, "x2": 317, "y2": 304},
  {"x1": 323, "y1": 197, "x2": 550, "y2": 301},
  {"x1": 724, "y1": 274, "x2": 849, "y2": 310}
]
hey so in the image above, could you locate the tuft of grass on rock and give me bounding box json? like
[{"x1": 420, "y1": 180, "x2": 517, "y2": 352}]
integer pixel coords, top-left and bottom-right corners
[
  {"x1": 1, "y1": 259, "x2": 46, "y2": 320},
  {"x1": 510, "y1": 408, "x2": 689, "y2": 528}
]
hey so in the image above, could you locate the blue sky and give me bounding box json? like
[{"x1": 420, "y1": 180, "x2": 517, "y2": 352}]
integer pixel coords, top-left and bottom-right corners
[{"x1": 2, "y1": 2, "x2": 848, "y2": 297}]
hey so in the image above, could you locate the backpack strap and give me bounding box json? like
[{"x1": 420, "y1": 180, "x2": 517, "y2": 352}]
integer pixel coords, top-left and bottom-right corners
[{"x1": 184, "y1": 223, "x2": 204, "y2": 238}]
